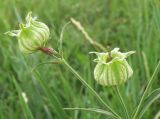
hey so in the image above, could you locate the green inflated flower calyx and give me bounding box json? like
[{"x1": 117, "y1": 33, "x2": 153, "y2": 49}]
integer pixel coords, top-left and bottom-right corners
[
  {"x1": 5, "y1": 12, "x2": 50, "y2": 54},
  {"x1": 91, "y1": 48, "x2": 135, "y2": 86}
]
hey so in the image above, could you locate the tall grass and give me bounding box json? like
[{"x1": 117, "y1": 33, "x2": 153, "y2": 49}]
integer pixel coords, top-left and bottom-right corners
[{"x1": 0, "y1": 0, "x2": 160, "y2": 119}]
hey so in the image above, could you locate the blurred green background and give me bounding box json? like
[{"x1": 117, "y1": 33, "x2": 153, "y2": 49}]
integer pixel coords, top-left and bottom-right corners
[{"x1": 0, "y1": 0, "x2": 160, "y2": 119}]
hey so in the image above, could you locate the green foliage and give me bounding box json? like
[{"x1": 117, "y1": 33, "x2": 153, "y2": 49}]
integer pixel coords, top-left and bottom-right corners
[
  {"x1": 138, "y1": 88, "x2": 160, "y2": 119},
  {"x1": 12, "y1": 77, "x2": 34, "y2": 119},
  {"x1": 0, "y1": 0, "x2": 160, "y2": 119}
]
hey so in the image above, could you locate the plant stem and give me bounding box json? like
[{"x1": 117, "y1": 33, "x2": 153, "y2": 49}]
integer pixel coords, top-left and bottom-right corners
[
  {"x1": 132, "y1": 61, "x2": 160, "y2": 119},
  {"x1": 62, "y1": 59, "x2": 121, "y2": 119},
  {"x1": 114, "y1": 86, "x2": 130, "y2": 119}
]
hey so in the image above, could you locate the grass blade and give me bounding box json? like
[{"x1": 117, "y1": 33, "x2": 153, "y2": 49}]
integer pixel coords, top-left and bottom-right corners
[
  {"x1": 132, "y1": 60, "x2": 160, "y2": 119},
  {"x1": 64, "y1": 107, "x2": 117, "y2": 118},
  {"x1": 33, "y1": 71, "x2": 67, "y2": 119},
  {"x1": 12, "y1": 77, "x2": 34, "y2": 119},
  {"x1": 138, "y1": 88, "x2": 160, "y2": 118}
]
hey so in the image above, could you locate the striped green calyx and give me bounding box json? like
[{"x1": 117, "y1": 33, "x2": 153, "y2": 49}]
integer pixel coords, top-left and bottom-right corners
[
  {"x1": 5, "y1": 12, "x2": 50, "y2": 53},
  {"x1": 91, "y1": 48, "x2": 135, "y2": 86}
]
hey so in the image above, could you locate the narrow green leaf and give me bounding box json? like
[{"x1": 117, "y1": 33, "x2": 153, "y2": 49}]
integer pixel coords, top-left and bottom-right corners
[
  {"x1": 132, "y1": 61, "x2": 160, "y2": 119},
  {"x1": 12, "y1": 77, "x2": 34, "y2": 119},
  {"x1": 33, "y1": 71, "x2": 67, "y2": 119},
  {"x1": 138, "y1": 88, "x2": 160, "y2": 119},
  {"x1": 64, "y1": 107, "x2": 117, "y2": 118},
  {"x1": 0, "y1": 101, "x2": 4, "y2": 119}
]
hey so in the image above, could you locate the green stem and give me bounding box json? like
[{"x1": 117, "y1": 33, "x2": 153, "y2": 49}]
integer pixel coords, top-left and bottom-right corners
[
  {"x1": 132, "y1": 61, "x2": 160, "y2": 119},
  {"x1": 115, "y1": 86, "x2": 130, "y2": 119},
  {"x1": 59, "y1": 22, "x2": 71, "y2": 58},
  {"x1": 62, "y1": 59, "x2": 121, "y2": 119}
]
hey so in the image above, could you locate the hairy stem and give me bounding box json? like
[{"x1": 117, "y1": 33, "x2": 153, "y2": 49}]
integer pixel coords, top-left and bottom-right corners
[{"x1": 62, "y1": 58, "x2": 121, "y2": 119}]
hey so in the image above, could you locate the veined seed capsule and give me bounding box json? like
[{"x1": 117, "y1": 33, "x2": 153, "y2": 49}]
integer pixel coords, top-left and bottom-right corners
[
  {"x1": 91, "y1": 48, "x2": 135, "y2": 86},
  {"x1": 5, "y1": 12, "x2": 50, "y2": 53}
]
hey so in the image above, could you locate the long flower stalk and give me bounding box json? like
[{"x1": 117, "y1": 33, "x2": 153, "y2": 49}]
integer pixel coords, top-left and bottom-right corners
[
  {"x1": 114, "y1": 86, "x2": 130, "y2": 119},
  {"x1": 61, "y1": 58, "x2": 121, "y2": 119}
]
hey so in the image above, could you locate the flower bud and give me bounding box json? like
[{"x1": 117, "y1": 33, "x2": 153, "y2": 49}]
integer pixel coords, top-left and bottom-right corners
[
  {"x1": 91, "y1": 48, "x2": 135, "y2": 86},
  {"x1": 5, "y1": 12, "x2": 50, "y2": 53}
]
